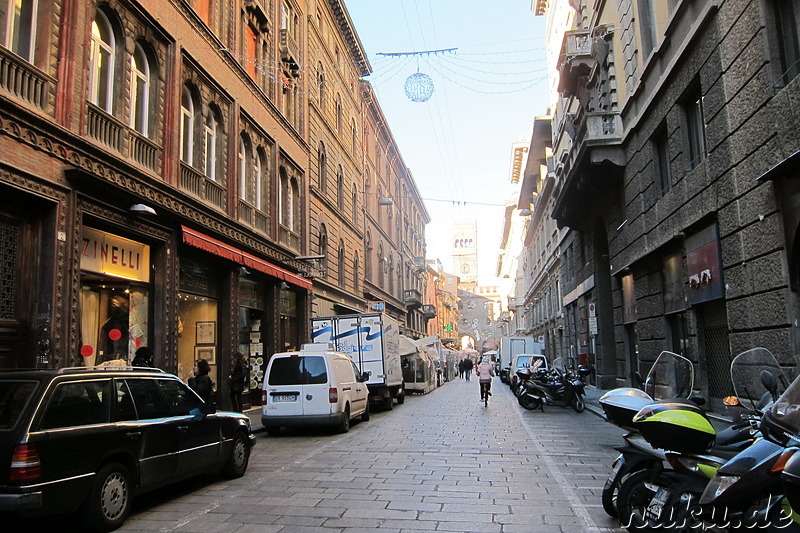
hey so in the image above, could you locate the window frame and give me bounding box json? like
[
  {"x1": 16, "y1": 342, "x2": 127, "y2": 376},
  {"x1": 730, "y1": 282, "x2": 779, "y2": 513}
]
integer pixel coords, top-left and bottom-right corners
[
  {"x1": 89, "y1": 9, "x2": 116, "y2": 113},
  {"x1": 681, "y1": 83, "x2": 706, "y2": 172},
  {"x1": 130, "y1": 42, "x2": 150, "y2": 137}
]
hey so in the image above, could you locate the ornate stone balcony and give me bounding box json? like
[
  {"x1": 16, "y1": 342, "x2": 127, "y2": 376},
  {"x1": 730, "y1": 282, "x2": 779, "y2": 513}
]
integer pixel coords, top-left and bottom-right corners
[
  {"x1": 404, "y1": 289, "x2": 422, "y2": 309},
  {"x1": 0, "y1": 47, "x2": 54, "y2": 112},
  {"x1": 280, "y1": 29, "x2": 300, "y2": 76},
  {"x1": 557, "y1": 29, "x2": 594, "y2": 98}
]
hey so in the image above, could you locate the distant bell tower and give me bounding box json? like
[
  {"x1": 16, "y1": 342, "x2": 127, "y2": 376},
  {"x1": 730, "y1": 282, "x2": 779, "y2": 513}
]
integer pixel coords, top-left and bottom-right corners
[{"x1": 452, "y1": 219, "x2": 478, "y2": 284}]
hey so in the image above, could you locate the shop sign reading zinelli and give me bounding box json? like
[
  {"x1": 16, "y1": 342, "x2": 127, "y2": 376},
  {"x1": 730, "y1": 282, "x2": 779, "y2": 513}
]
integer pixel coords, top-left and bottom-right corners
[{"x1": 81, "y1": 227, "x2": 150, "y2": 282}]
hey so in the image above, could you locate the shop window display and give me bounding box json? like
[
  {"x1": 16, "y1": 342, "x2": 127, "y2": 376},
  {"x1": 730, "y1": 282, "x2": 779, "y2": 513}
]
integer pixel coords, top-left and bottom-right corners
[
  {"x1": 79, "y1": 283, "x2": 149, "y2": 365},
  {"x1": 177, "y1": 292, "x2": 219, "y2": 387}
]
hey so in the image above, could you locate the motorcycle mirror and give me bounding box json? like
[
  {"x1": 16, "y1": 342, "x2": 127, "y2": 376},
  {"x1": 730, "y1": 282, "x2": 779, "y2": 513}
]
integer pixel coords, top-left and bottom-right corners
[
  {"x1": 761, "y1": 369, "x2": 779, "y2": 400},
  {"x1": 723, "y1": 395, "x2": 740, "y2": 406}
]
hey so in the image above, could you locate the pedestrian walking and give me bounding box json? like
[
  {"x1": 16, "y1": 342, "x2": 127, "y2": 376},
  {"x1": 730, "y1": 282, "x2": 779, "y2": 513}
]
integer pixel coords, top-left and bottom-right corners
[
  {"x1": 188, "y1": 358, "x2": 213, "y2": 402},
  {"x1": 228, "y1": 351, "x2": 247, "y2": 412},
  {"x1": 458, "y1": 359, "x2": 465, "y2": 379},
  {"x1": 464, "y1": 357, "x2": 474, "y2": 381}
]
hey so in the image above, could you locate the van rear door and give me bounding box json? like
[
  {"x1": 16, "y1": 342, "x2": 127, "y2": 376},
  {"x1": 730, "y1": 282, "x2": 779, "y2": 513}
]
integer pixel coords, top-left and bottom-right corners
[{"x1": 265, "y1": 355, "x2": 331, "y2": 417}]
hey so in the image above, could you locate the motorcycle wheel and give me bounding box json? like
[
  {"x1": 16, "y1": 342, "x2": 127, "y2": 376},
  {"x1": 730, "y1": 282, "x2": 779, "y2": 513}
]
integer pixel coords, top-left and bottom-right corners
[
  {"x1": 571, "y1": 394, "x2": 585, "y2": 413},
  {"x1": 617, "y1": 470, "x2": 660, "y2": 532},
  {"x1": 520, "y1": 394, "x2": 541, "y2": 411}
]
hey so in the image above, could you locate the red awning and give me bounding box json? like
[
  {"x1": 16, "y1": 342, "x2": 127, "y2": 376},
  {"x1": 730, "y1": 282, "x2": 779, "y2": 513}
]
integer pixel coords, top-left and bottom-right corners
[{"x1": 181, "y1": 225, "x2": 312, "y2": 291}]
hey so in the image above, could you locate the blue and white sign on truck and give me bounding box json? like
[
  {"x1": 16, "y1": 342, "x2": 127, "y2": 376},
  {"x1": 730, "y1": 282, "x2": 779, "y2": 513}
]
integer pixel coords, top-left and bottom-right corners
[{"x1": 311, "y1": 313, "x2": 405, "y2": 409}]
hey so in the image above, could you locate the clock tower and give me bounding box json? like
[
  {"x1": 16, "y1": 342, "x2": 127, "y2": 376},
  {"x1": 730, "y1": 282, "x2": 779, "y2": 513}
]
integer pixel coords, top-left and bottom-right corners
[{"x1": 452, "y1": 219, "x2": 478, "y2": 284}]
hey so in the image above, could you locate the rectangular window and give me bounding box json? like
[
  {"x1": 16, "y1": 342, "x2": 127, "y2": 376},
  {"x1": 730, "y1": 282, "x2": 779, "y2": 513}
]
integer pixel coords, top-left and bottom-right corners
[
  {"x1": 774, "y1": 0, "x2": 800, "y2": 84},
  {"x1": 682, "y1": 84, "x2": 706, "y2": 171},
  {"x1": 652, "y1": 123, "x2": 671, "y2": 194},
  {"x1": 245, "y1": 24, "x2": 257, "y2": 79}
]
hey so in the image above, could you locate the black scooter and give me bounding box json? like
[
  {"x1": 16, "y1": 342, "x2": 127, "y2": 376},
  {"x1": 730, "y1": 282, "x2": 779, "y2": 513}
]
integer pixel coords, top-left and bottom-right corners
[{"x1": 517, "y1": 357, "x2": 590, "y2": 413}]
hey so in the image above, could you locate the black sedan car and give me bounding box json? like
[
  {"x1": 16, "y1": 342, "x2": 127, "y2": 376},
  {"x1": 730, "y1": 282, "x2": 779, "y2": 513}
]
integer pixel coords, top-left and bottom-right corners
[{"x1": 0, "y1": 366, "x2": 255, "y2": 531}]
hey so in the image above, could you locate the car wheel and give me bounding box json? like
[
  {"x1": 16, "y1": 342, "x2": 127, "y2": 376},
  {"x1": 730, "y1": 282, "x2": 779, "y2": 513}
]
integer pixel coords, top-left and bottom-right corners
[
  {"x1": 80, "y1": 461, "x2": 131, "y2": 532},
  {"x1": 222, "y1": 432, "x2": 250, "y2": 478},
  {"x1": 396, "y1": 389, "x2": 405, "y2": 405},
  {"x1": 384, "y1": 396, "x2": 394, "y2": 410},
  {"x1": 361, "y1": 400, "x2": 370, "y2": 421},
  {"x1": 338, "y1": 405, "x2": 351, "y2": 433}
]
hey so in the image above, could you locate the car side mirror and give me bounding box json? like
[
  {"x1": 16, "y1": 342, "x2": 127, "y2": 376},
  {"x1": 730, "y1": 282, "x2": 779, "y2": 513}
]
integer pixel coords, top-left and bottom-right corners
[{"x1": 361, "y1": 371, "x2": 371, "y2": 382}]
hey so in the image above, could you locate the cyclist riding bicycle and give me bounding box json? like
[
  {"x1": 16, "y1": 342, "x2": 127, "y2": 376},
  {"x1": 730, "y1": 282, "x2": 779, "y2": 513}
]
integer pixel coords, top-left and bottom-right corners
[{"x1": 476, "y1": 356, "x2": 495, "y2": 402}]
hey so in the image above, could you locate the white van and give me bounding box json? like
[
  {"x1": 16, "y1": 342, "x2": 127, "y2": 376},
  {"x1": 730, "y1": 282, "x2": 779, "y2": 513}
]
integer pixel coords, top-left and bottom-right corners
[{"x1": 261, "y1": 344, "x2": 370, "y2": 435}]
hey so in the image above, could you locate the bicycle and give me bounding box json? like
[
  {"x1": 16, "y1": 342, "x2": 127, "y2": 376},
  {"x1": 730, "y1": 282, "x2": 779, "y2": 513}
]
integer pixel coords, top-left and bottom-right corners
[{"x1": 480, "y1": 382, "x2": 491, "y2": 407}]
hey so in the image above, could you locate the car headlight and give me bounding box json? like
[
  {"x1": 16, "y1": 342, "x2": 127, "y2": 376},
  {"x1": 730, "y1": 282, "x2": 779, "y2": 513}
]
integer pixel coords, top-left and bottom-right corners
[{"x1": 699, "y1": 475, "x2": 741, "y2": 504}]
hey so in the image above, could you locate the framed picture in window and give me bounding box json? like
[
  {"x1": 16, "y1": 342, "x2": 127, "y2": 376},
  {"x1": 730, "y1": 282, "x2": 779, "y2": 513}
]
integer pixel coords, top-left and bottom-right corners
[
  {"x1": 196, "y1": 321, "x2": 216, "y2": 345},
  {"x1": 194, "y1": 346, "x2": 216, "y2": 365}
]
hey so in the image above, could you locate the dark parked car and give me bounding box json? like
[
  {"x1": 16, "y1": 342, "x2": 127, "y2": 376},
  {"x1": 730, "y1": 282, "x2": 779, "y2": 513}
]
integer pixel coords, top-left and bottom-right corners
[{"x1": 0, "y1": 366, "x2": 255, "y2": 531}]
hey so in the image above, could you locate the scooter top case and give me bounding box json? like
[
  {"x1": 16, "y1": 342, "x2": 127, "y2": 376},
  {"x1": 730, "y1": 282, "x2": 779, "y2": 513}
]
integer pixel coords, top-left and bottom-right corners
[
  {"x1": 633, "y1": 400, "x2": 715, "y2": 455},
  {"x1": 599, "y1": 388, "x2": 653, "y2": 431}
]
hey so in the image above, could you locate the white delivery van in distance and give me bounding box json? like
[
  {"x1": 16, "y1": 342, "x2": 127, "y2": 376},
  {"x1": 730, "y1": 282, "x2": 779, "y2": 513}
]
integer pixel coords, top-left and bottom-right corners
[{"x1": 261, "y1": 344, "x2": 370, "y2": 435}]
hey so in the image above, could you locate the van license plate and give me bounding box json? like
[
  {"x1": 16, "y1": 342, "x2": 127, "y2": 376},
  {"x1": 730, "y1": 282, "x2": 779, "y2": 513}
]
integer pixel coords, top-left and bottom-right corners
[{"x1": 273, "y1": 394, "x2": 297, "y2": 402}]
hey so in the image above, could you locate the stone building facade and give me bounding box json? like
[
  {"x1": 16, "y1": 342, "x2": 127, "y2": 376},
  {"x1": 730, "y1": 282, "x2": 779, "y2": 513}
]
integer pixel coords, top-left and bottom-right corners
[{"x1": 535, "y1": 0, "x2": 800, "y2": 400}]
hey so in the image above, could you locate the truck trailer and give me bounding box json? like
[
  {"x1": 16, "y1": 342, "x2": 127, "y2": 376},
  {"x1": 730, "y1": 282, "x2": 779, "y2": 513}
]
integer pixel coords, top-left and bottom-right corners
[{"x1": 311, "y1": 313, "x2": 405, "y2": 409}]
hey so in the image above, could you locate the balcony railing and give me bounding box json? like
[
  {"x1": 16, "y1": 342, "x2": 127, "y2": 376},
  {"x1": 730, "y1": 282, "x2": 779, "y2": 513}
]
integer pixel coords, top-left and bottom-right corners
[
  {"x1": 278, "y1": 224, "x2": 300, "y2": 252},
  {"x1": 238, "y1": 200, "x2": 270, "y2": 235},
  {"x1": 180, "y1": 162, "x2": 226, "y2": 211},
  {"x1": 279, "y1": 29, "x2": 300, "y2": 75},
  {"x1": 0, "y1": 47, "x2": 54, "y2": 111},
  {"x1": 129, "y1": 130, "x2": 161, "y2": 173},
  {"x1": 403, "y1": 289, "x2": 422, "y2": 308},
  {"x1": 557, "y1": 29, "x2": 595, "y2": 97},
  {"x1": 87, "y1": 103, "x2": 124, "y2": 152}
]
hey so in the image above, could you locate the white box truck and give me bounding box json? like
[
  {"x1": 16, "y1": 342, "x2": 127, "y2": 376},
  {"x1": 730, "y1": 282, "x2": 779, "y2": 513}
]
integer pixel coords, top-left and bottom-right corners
[
  {"x1": 499, "y1": 336, "x2": 544, "y2": 383},
  {"x1": 311, "y1": 313, "x2": 405, "y2": 409}
]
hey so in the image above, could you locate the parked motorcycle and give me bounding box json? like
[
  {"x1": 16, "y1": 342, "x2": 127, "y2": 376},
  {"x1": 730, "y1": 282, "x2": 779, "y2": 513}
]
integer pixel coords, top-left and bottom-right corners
[
  {"x1": 517, "y1": 357, "x2": 590, "y2": 413},
  {"x1": 615, "y1": 347, "x2": 789, "y2": 531},
  {"x1": 600, "y1": 351, "x2": 698, "y2": 518}
]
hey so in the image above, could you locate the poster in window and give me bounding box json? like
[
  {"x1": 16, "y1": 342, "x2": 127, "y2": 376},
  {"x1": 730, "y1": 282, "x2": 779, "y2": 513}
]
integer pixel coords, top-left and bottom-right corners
[
  {"x1": 196, "y1": 321, "x2": 216, "y2": 345},
  {"x1": 194, "y1": 346, "x2": 216, "y2": 364}
]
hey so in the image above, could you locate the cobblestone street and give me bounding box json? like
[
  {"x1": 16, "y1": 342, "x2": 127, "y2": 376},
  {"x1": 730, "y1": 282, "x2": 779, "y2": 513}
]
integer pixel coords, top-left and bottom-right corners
[{"x1": 111, "y1": 377, "x2": 626, "y2": 532}]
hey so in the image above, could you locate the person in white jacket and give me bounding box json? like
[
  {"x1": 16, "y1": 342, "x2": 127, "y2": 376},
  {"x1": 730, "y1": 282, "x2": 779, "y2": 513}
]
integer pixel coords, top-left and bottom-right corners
[{"x1": 475, "y1": 356, "x2": 495, "y2": 401}]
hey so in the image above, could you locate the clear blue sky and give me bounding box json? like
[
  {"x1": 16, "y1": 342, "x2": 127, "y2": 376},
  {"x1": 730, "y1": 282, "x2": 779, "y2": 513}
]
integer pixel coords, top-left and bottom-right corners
[{"x1": 343, "y1": 1, "x2": 549, "y2": 282}]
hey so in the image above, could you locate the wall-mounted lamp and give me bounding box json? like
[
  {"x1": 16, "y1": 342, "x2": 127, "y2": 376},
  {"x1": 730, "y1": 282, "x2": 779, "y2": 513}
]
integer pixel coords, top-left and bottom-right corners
[
  {"x1": 519, "y1": 209, "x2": 532, "y2": 217},
  {"x1": 378, "y1": 197, "x2": 394, "y2": 206},
  {"x1": 238, "y1": 266, "x2": 251, "y2": 276},
  {"x1": 279, "y1": 281, "x2": 290, "y2": 290},
  {"x1": 129, "y1": 203, "x2": 157, "y2": 216}
]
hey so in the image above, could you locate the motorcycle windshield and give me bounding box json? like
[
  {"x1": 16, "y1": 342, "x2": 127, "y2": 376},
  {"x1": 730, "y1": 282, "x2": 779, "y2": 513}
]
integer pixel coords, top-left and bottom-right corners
[
  {"x1": 551, "y1": 357, "x2": 564, "y2": 372},
  {"x1": 644, "y1": 351, "x2": 693, "y2": 400},
  {"x1": 730, "y1": 347, "x2": 787, "y2": 412},
  {"x1": 763, "y1": 371, "x2": 800, "y2": 445}
]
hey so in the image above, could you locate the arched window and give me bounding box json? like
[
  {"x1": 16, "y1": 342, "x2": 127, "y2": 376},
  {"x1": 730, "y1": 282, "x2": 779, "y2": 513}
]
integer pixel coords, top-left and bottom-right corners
[
  {"x1": 204, "y1": 109, "x2": 218, "y2": 180},
  {"x1": 365, "y1": 231, "x2": 372, "y2": 280},
  {"x1": 320, "y1": 224, "x2": 329, "y2": 274},
  {"x1": 335, "y1": 94, "x2": 342, "y2": 132},
  {"x1": 317, "y1": 63, "x2": 326, "y2": 109},
  {"x1": 89, "y1": 9, "x2": 115, "y2": 112},
  {"x1": 378, "y1": 243, "x2": 385, "y2": 288},
  {"x1": 388, "y1": 254, "x2": 394, "y2": 294},
  {"x1": 337, "y1": 168, "x2": 344, "y2": 210},
  {"x1": 354, "y1": 255, "x2": 359, "y2": 292},
  {"x1": 290, "y1": 177, "x2": 300, "y2": 231},
  {"x1": 351, "y1": 118, "x2": 357, "y2": 155},
  {"x1": 8, "y1": 0, "x2": 37, "y2": 62},
  {"x1": 180, "y1": 85, "x2": 195, "y2": 165},
  {"x1": 130, "y1": 42, "x2": 151, "y2": 136},
  {"x1": 280, "y1": 168, "x2": 292, "y2": 229},
  {"x1": 238, "y1": 134, "x2": 250, "y2": 200},
  {"x1": 338, "y1": 240, "x2": 346, "y2": 286},
  {"x1": 352, "y1": 184, "x2": 358, "y2": 223},
  {"x1": 255, "y1": 148, "x2": 266, "y2": 210},
  {"x1": 318, "y1": 143, "x2": 327, "y2": 193}
]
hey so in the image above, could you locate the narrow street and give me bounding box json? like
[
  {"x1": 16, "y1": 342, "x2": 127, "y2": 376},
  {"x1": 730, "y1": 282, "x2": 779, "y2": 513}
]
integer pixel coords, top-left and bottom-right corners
[{"x1": 115, "y1": 378, "x2": 626, "y2": 533}]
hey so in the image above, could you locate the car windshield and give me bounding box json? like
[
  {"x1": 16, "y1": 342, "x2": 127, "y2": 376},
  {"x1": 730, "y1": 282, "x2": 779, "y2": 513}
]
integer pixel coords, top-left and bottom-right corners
[{"x1": 0, "y1": 381, "x2": 37, "y2": 429}]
